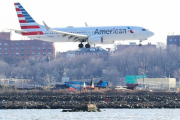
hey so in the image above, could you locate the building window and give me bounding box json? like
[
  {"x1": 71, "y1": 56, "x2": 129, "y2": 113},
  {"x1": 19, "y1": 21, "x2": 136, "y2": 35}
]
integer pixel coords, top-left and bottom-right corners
[
  {"x1": 16, "y1": 53, "x2": 19, "y2": 56},
  {"x1": 37, "y1": 47, "x2": 41, "y2": 50},
  {"x1": 43, "y1": 48, "x2": 46, "y2": 50},
  {"x1": 21, "y1": 48, "x2": 24, "y2": 51},
  {"x1": 4, "y1": 48, "x2": 7, "y2": 51},
  {"x1": 4, "y1": 43, "x2": 8, "y2": 46},
  {"x1": 32, "y1": 47, "x2": 35, "y2": 50},
  {"x1": 16, "y1": 48, "x2": 19, "y2": 50},
  {"x1": 0, "y1": 43, "x2": 1, "y2": 46},
  {"x1": 43, "y1": 53, "x2": 46, "y2": 55},
  {"x1": 0, "y1": 48, "x2": 1, "y2": 51},
  {"x1": 38, "y1": 52, "x2": 41, "y2": 55},
  {"x1": 11, "y1": 53, "x2": 13, "y2": 56},
  {"x1": 21, "y1": 53, "x2": 24, "y2": 56},
  {"x1": 48, "y1": 52, "x2": 51, "y2": 55},
  {"x1": 11, "y1": 43, "x2": 13, "y2": 46},
  {"x1": 175, "y1": 39, "x2": 176, "y2": 41},
  {"x1": 16, "y1": 43, "x2": 19, "y2": 46},
  {"x1": 26, "y1": 48, "x2": 29, "y2": 50},
  {"x1": 48, "y1": 47, "x2": 51, "y2": 50},
  {"x1": 32, "y1": 53, "x2": 35, "y2": 55},
  {"x1": 21, "y1": 43, "x2": 24, "y2": 46},
  {"x1": 26, "y1": 53, "x2": 29, "y2": 55},
  {"x1": 11, "y1": 48, "x2": 13, "y2": 50}
]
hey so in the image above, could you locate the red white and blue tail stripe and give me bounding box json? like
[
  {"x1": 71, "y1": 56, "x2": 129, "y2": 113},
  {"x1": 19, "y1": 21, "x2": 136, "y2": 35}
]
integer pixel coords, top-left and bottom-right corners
[{"x1": 14, "y1": 2, "x2": 44, "y2": 36}]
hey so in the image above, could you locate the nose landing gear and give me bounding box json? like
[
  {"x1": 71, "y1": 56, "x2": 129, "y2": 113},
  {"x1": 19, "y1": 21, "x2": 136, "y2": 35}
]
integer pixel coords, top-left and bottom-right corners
[{"x1": 139, "y1": 40, "x2": 142, "y2": 46}]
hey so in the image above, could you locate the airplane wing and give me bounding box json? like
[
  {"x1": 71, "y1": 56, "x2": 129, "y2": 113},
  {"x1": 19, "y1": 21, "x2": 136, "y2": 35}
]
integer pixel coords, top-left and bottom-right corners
[{"x1": 43, "y1": 21, "x2": 88, "y2": 42}]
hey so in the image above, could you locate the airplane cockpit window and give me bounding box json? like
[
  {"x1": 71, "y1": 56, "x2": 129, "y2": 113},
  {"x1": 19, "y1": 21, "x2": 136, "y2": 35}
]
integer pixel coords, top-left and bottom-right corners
[{"x1": 142, "y1": 29, "x2": 146, "y2": 31}]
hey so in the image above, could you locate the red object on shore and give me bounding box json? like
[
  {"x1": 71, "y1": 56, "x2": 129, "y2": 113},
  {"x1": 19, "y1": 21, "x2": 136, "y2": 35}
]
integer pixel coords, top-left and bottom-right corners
[
  {"x1": 69, "y1": 87, "x2": 76, "y2": 90},
  {"x1": 104, "y1": 98, "x2": 111, "y2": 102}
]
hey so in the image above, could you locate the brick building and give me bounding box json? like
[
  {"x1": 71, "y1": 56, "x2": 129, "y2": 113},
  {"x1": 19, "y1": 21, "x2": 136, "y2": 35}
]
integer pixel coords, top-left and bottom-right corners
[
  {"x1": 57, "y1": 47, "x2": 109, "y2": 58},
  {"x1": 167, "y1": 35, "x2": 180, "y2": 46},
  {"x1": 116, "y1": 43, "x2": 156, "y2": 52},
  {"x1": 0, "y1": 32, "x2": 11, "y2": 40},
  {"x1": 0, "y1": 32, "x2": 55, "y2": 61}
]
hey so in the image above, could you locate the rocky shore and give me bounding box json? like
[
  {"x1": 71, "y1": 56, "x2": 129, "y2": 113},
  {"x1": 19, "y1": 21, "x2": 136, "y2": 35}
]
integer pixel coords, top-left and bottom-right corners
[{"x1": 0, "y1": 89, "x2": 180, "y2": 109}]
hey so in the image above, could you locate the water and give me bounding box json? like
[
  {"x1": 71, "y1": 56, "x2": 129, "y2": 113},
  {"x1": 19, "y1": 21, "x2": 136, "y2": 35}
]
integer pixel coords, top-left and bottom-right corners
[{"x1": 0, "y1": 109, "x2": 180, "y2": 120}]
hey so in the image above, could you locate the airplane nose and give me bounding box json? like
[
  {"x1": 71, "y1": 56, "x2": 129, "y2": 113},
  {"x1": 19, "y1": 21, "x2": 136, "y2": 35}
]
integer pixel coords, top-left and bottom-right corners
[{"x1": 148, "y1": 31, "x2": 154, "y2": 37}]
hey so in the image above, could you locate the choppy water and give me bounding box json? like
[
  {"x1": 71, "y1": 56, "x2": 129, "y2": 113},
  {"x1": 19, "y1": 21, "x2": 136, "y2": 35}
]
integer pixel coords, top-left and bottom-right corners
[{"x1": 0, "y1": 109, "x2": 180, "y2": 120}]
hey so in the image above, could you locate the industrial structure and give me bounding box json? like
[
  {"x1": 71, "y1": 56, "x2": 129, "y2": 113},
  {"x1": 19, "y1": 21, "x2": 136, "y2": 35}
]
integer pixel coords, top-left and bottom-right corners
[{"x1": 137, "y1": 78, "x2": 176, "y2": 90}]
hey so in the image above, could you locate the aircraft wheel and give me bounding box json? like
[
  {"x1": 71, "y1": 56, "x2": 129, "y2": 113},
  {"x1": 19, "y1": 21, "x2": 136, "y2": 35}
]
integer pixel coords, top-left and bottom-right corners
[
  {"x1": 85, "y1": 44, "x2": 90, "y2": 48},
  {"x1": 78, "y1": 43, "x2": 84, "y2": 48}
]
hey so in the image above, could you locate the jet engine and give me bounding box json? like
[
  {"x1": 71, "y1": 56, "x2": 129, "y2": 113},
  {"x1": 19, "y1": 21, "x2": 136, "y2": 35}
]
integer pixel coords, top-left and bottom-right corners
[{"x1": 88, "y1": 35, "x2": 103, "y2": 44}]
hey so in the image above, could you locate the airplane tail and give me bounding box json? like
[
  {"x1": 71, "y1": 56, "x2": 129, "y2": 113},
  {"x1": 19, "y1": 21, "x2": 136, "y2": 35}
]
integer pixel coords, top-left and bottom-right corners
[{"x1": 14, "y1": 2, "x2": 44, "y2": 36}]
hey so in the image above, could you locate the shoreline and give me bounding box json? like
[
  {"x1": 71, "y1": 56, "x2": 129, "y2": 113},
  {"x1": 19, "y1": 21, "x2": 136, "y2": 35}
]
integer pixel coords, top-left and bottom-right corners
[{"x1": 0, "y1": 89, "x2": 180, "y2": 109}]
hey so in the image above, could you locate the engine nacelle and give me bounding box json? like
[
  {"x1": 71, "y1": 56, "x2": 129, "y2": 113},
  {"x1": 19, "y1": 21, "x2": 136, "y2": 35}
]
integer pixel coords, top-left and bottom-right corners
[{"x1": 88, "y1": 35, "x2": 103, "y2": 44}]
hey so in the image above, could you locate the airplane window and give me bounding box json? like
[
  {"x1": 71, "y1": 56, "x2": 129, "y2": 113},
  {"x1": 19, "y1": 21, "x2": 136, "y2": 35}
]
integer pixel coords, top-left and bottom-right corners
[{"x1": 142, "y1": 29, "x2": 146, "y2": 31}]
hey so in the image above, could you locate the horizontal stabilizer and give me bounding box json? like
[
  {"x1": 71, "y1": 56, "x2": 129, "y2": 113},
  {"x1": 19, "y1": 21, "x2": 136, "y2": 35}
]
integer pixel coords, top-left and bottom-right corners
[{"x1": 7, "y1": 28, "x2": 28, "y2": 33}]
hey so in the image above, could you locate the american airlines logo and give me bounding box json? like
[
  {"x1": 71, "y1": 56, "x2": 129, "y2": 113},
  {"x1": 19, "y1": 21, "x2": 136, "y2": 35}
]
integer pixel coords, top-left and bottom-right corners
[{"x1": 94, "y1": 28, "x2": 126, "y2": 34}]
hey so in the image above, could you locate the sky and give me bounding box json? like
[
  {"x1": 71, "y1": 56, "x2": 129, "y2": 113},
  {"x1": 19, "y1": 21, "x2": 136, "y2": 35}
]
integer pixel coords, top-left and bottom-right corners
[{"x1": 1, "y1": 0, "x2": 180, "y2": 52}]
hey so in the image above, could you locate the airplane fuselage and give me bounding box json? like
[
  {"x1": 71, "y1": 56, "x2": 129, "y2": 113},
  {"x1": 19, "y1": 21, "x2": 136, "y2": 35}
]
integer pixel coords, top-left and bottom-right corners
[{"x1": 27, "y1": 26, "x2": 153, "y2": 44}]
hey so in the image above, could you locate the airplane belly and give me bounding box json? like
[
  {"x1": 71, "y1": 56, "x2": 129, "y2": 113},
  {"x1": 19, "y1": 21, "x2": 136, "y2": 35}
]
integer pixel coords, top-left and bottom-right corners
[
  {"x1": 39, "y1": 35, "x2": 71, "y2": 42},
  {"x1": 102, "y1": 34, "x2": 134, "y2": 43}
]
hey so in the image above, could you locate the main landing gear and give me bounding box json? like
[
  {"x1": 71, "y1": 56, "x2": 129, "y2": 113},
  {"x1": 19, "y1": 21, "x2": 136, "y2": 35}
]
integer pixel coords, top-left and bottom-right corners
[
  {"x1": 78, "y1": 43, "x2": 84, "y2": 48},
  {"x1": 78, "y1": 43, "x2": 91, "y2": 48},
  {"x1": 85, "y1": 44, "x2": 90, "y2": 48}
]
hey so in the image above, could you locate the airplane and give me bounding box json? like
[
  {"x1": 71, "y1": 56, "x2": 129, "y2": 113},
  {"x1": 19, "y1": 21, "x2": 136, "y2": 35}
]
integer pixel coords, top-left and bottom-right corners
[{"x1": 10, "y1": 2, "x2": 154, "y2": 48}]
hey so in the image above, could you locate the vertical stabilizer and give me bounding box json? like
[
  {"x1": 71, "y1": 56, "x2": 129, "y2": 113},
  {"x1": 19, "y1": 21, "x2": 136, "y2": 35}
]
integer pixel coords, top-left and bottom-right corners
[{"x1": 14, "y1": 2, "x2": 44, "y2": 36}]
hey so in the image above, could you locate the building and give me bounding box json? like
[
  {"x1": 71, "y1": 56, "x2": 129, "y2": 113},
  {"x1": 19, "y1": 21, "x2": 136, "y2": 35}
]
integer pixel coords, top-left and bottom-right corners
[
  {"x1": 116, "y1": 43, "x2": 156, "y2": 53},
  {"x1": 57, "y1": 47, "x2": 109, "y2": 58},
  {"x1": 137, "y1": 78, "x2": 176, "y2": 90},
  {"x1": 0, "y1": 32, "x2": 11, "y2": 40},
  {"x1": 167, "y1": 35, "x2": 180, "y2": 46},
  {"x1": 0, "y1": 32, "x2": 55, "y2": 61}
]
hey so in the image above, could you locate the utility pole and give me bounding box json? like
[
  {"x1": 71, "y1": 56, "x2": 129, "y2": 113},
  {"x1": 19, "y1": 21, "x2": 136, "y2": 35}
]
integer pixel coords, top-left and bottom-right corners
[{"x1": 91, "y1": 76, "x2": 93, "y2": 104}]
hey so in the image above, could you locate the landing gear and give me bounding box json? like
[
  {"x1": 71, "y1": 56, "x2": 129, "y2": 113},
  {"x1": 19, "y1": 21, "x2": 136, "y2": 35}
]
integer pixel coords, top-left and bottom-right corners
[
  {"x1": 78, "y1": 41, "x2": 91, "y2": 48},
  {"x1": 85, "y1": 44, "x2": 90, "y2": 48},
  {"x1": 139, "y1": 40, "x2": 142, "y2": 46},
  {"x1": 78, "y1": 43, "x2": 84, "y2": 48}
]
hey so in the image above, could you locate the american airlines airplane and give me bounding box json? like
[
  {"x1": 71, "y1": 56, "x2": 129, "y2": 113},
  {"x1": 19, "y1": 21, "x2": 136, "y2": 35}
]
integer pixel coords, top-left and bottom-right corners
[{"x1": 10, "y1": 2, "x2": 154, "y2": 48}]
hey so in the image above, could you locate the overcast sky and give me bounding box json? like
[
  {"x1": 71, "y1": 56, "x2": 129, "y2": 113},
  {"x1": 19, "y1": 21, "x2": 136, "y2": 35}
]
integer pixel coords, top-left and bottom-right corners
[{"x1": 1, "y1": 0, "x2": 180, "y2": 51}]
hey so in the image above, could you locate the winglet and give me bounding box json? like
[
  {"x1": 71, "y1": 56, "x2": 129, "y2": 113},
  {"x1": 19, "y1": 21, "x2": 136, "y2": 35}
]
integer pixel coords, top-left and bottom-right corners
[{"x1": 42, "y1": 21, "x2": 50, "y2": 31}]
